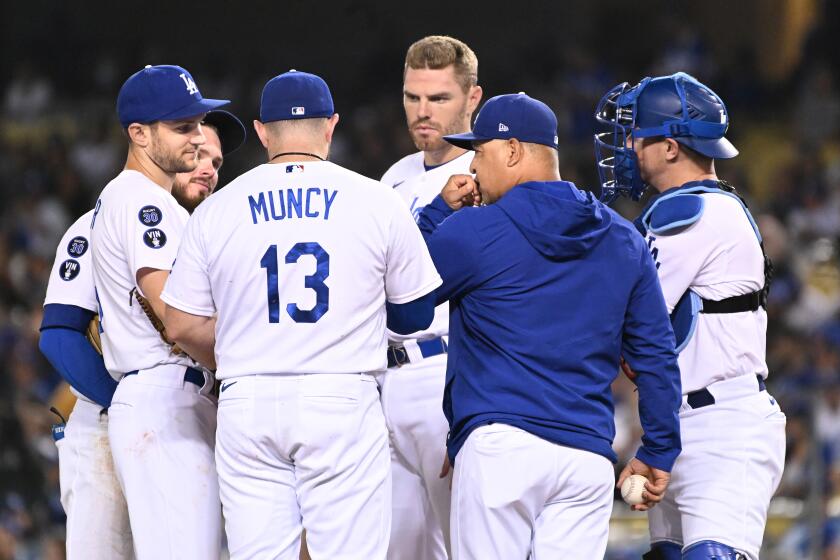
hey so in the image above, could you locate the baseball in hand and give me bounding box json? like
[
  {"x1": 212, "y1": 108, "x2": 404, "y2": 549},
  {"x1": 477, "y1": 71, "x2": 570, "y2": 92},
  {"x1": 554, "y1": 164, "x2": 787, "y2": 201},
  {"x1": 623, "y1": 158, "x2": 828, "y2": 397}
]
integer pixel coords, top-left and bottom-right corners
[{"x1": 621, "y1": 474, "x2": 647, "y2": 505}]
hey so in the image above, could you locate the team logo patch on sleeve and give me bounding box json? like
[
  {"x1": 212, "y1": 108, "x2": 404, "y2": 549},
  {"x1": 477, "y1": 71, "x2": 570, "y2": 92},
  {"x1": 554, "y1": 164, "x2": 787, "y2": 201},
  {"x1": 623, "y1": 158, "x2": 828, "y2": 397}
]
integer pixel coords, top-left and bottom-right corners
[
  {"x1": 143, "y1": 228, "x2": 167, "y2": 249},
  {"x1": 59, "y1": 259, "x2": 81, "y2": 281},
  {"x1": 138, "y1": 205, "x2": 163, "y2": 226},
  {"x1": 66, "y1": 236, "x2": 89, "y2": 257}
]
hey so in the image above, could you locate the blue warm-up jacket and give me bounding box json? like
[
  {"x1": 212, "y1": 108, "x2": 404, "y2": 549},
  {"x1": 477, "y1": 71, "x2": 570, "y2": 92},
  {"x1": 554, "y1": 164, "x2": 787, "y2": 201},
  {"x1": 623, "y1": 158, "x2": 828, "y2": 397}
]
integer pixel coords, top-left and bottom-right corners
[{"x1": 419, "y1": 180, "x2": 682, "y2": 471}]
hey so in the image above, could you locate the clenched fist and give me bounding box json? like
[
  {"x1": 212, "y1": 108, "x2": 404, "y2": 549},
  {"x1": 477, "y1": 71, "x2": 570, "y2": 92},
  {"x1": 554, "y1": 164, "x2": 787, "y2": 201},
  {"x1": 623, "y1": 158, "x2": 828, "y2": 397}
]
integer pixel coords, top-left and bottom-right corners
[{"x1": 441, "y1": 174, "x2": 481, "y2": 210}]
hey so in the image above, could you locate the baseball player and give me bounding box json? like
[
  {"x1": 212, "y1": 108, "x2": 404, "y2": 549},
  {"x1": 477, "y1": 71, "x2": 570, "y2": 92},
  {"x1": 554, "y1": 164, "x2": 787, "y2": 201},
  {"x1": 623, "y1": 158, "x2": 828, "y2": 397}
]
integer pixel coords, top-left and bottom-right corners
[
  {"x1": 417, "y1": 93, "x2": 683, "y2": 559},
  {"x1": 172, "y1": 109, "x2": 246, "y2": 211},
  {"x1": 378, "y1": 35, "x2": 482, "y2": 559},
  {"x1": 594, "y1": 72, "x2": 786, "y2": 560},
  {"x1": 38, "y1": 108, "x2": 244, "y2": 560},
  {"x1": 160, "y1": 70, "x2": 441, "y2": 560},
  {"x1": 89, "y1": 65, "x2": 233, "y2": 560},
  {"x1": 40, "y1": 211, "x2": 130, "y2": 559}
]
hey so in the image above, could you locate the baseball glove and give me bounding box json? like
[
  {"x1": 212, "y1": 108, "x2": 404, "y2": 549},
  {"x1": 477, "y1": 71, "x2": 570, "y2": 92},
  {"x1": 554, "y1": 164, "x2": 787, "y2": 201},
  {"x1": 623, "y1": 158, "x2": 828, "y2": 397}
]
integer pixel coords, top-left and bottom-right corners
[
  {"x1": 86, "y1": 316, "x2": 103, "y2": 355},
  {"x1": 131, "y1": 287, "x2": 186, "y2": 356}
]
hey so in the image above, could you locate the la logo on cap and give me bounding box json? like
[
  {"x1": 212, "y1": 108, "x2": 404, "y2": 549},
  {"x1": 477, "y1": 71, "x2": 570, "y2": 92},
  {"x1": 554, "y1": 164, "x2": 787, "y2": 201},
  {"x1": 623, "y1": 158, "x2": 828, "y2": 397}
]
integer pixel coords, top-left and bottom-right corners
[
  {"x1": 292, "y1": 106, "x2": 305, "y2": 116},
  {"x1": 179, "y1": 73, "x2": 199, "y2": 95},
  {"x1": 116, "y1": 64, "x2": 230, "y2": 128}
]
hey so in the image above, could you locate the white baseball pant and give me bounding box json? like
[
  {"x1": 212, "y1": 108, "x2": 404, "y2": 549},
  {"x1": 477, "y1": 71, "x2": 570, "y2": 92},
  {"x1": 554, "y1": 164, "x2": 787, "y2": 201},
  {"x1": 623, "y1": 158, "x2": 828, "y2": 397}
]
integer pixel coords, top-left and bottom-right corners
[
  {"x1": 107, "y1": 364, "x2": 221, "y2": 560},
  {"x1": 451, "y1": 424, "x2": 615, "y2": 560},
  {"x1": 648, "y1": 374, "x2": 786, "y2": 560},
  {"x1": 57, "y1": 397, "x2": 133, "y2": 559},
  {"x1": 378, "y1": 352, "x2": 450, "y2": 560},
  {"x1": 216, "y1": 372, "x2": 391, "y2": 560}
]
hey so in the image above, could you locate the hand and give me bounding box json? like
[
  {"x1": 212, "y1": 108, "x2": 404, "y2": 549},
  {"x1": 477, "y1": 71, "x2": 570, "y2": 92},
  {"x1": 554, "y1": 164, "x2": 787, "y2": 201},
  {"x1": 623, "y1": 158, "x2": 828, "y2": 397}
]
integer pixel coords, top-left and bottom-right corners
[
  {"x1": 616, "y1": 457, "x2": 670, "y2": 512},
  {"x1": 619, "y1": 356, "x2": 637, "y2": 382},
  {"x1": 441, "y1": 174, "x2": 481, "y2": 210},
  {"x1": 440, "y1": 454, "x2": 453, "y2": 490}
]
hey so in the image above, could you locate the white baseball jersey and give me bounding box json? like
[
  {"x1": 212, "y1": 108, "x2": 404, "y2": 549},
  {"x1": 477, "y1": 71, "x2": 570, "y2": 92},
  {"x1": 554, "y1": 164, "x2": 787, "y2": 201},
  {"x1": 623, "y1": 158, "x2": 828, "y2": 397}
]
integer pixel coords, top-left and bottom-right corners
[
  {"x1": 91, "y1": 170, "x2": 194, "y2": 377},
  {"x1": 162, "y1": 161, "x2": 442, "y2": 380},
  {"x1": 44, "y1": 209, "x2": 98, "y2": 402},
  {"x1": 380, "y1": 151, "x2": 472, "y2": 343},
  {"x1": 646, "y1": 192, "x2": 768, "y2": 393}
]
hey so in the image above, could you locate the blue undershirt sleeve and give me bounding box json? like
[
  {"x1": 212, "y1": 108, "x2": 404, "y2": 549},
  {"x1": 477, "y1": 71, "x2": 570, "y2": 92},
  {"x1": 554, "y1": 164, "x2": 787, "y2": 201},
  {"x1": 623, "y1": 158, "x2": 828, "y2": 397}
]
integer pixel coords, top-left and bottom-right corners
[
  {"x1": 621, "y1": 249, "x2": 682, "y2": 472},
  {"x1": 386, "y1": 291, "x2": 436, "y2": 335},
  {"x1": 39, "y1": 304, "x2": 118, "y2": 408}
]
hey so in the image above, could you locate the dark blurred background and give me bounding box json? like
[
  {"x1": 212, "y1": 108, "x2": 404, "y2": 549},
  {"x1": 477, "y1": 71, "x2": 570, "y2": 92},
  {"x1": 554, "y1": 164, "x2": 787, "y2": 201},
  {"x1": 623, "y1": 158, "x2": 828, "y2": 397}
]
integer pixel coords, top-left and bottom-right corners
[{"x1": 1, "y1": 0, "x2": 839, "y2": 558}]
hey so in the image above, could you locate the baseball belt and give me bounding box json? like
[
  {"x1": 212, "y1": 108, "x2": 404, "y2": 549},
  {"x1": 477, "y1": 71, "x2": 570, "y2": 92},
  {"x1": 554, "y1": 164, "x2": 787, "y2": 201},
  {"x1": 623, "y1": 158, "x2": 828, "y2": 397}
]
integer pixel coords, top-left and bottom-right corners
[
  {"x1": 686, "y1": 374, "x2": 766, "y2": 409},
  {"x1": 123, "y1": 366, "x2": 205, "y2": 388},
  {"x1": 387, "y1": 337, "x2": 448, "y2": 368}
]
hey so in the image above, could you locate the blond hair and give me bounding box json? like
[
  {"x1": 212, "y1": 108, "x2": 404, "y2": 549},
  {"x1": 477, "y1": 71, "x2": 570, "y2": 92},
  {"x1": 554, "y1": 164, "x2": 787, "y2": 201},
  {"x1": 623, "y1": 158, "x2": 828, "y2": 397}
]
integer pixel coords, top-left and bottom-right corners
[{"x1": 404, "y1": 35, "x2": 478, "y2": 92}]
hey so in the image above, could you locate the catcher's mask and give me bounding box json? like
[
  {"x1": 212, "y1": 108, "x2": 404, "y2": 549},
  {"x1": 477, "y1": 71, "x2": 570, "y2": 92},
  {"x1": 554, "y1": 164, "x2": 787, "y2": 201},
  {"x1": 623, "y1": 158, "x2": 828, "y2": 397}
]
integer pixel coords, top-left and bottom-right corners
[{"x1": 593, "y1": 72, "x2": 738, "y2": 204}]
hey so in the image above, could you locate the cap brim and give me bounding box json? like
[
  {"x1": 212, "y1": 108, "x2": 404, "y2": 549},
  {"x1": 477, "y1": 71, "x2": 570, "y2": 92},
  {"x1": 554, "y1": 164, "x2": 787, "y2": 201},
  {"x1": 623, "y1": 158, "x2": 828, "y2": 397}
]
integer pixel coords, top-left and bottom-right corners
[
  {"x1": 158, "y1": 98, "x2": 230, "y2": 122},
  {"x1": 203, "y1": 110, "x2": 247, "y2": 155},
  {"x1": 678, "y1": 136, "x2": 738, "y2": 159},
  {"x1": 443, "y1": 132, "x2": 486, "y2": 150}
]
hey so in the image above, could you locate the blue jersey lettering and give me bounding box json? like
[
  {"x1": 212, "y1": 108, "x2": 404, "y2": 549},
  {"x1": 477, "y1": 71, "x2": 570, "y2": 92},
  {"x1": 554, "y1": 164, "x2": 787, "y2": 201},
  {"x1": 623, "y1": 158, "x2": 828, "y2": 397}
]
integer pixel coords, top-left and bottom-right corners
[{"x1": 249, "y1": 189, "x2": 338, "y2": 224}]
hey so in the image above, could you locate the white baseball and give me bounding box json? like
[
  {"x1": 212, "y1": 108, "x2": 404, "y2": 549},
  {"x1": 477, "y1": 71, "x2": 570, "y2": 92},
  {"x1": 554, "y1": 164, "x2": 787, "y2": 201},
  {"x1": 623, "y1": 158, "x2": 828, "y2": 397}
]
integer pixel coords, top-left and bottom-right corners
[{"x1": 621, "y1": 474, "x2": 648, "y2": 505}]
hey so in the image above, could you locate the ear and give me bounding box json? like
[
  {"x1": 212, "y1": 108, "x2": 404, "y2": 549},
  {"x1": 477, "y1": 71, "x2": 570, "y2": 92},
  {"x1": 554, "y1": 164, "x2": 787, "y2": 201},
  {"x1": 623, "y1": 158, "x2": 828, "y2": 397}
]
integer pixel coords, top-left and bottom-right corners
[
  {"x1": 325, "y1": 113, "x2": 340, "y2": 143},
  {"x1": 664, "y1": 138, "x2": 681, "y2": 162},
  {"x1": 253, "y1": 120, "x2": 269, "y2": 149},
  {"x1": 126, "y1": 123, "x2": 150, "y2": 148},
  {"x1": 506, "y1": 138, "x2": 525, "y2": 167},
  {"x1": 467, "y1": 85, "x2": 483, "y2": 116}
]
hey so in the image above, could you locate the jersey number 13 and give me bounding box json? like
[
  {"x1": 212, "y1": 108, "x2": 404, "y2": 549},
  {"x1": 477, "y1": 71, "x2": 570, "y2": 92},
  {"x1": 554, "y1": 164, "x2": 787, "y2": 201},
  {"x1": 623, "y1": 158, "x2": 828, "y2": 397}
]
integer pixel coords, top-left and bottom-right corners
[{"x1": 260, "y1": 242, "x2": 329, "y2": 324}]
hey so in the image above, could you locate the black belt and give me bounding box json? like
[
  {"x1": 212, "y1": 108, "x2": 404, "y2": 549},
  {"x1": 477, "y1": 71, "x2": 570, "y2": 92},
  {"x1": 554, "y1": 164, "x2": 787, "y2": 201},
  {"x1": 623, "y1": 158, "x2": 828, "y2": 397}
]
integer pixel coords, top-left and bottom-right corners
[
  {"x1": 387, "y1": 337, "x2": 447, "y2": 368},
  {"x1": 123, "y1": 366, "x2": 205, "y2": 388},
  {"x1": 686, "y1": 374, "x2": 766, "y2": 409}
]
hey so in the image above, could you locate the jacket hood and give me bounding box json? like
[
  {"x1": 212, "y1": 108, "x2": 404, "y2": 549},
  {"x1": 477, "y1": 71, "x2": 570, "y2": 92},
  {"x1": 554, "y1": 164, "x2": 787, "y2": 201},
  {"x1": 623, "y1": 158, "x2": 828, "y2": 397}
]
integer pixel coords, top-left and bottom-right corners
[{"x1": 496, "y1": 181, "x2": 612, "y2": 260}]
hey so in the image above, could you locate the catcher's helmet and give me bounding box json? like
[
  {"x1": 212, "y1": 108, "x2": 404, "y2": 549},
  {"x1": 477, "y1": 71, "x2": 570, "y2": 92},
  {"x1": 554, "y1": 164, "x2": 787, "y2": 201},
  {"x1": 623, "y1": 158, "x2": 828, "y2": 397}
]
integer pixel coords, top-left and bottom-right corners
[{"x1": 594, "y1": 72, "x2": 738, "y2": 203}]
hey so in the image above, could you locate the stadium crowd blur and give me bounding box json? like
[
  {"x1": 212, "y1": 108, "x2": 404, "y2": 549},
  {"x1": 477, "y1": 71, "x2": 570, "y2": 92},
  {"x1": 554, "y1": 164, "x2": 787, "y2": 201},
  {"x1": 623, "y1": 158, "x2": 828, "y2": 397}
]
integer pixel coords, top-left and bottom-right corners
[{"x1": 2, "y1": 2, "x2": 840, "y2": 558}]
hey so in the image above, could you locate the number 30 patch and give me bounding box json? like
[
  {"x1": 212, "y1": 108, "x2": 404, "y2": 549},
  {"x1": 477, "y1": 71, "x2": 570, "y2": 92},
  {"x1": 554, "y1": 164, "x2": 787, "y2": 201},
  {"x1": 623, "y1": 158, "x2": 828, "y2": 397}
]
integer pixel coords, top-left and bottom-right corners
[
  {"x1": 139, "y1": 205, "x2": 163, "y2": 226},
  {"x1": 66, "y1": 236, "x2": 89, "y2": 257}
]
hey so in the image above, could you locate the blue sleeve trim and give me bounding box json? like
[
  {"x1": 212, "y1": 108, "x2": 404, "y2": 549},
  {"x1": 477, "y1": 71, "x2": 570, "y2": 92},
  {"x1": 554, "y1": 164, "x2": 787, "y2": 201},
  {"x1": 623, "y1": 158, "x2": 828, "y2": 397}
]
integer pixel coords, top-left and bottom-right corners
[
  {"x1": 40, "y1": 303, "x2": 95, "y2": 332},
  {"x1": 644, "y1": 194, "x2": 705, "y2": 235},
  {"x1": 386, "y1": 291, "x2": 436, "y2": 335},
  {"x1": 39, "y1": 328, "x2": 117, "y2": 408}
]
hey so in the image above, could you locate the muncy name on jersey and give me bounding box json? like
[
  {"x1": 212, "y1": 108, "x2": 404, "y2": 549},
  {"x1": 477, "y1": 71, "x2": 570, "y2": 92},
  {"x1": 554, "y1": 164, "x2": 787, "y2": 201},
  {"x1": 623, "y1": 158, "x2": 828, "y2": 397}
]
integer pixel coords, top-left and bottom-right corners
[{"x1": 249, "y1": 188, "x2": 338, "y2": 225}]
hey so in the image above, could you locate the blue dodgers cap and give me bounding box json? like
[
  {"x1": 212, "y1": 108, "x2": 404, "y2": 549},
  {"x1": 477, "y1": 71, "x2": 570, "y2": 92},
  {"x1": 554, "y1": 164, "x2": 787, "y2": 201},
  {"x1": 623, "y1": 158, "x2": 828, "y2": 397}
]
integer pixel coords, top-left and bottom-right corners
[
  {"x1": 260, "y1": 70, "x2": 335, "y2": 123},
  {"x1": 445, "y1": 93, "x2": 559, "y2": 150},
  {"x1": 117, "y1": 65, "x2": 229, "y2": 128}
]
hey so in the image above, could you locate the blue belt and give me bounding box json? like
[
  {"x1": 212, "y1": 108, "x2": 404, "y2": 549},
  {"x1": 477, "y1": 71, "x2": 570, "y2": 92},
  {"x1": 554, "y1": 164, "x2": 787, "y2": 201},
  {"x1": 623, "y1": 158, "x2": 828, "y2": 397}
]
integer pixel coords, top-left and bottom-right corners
[
  {"x1": 387, "y1": 337, "x2": 447, "y2": 368},
  {"x1": 123, "y1": 366, "x2": 205, "y2": 388},
  {"x1": 686, "y1": 374, "x2": 766, "y2": 409}
]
